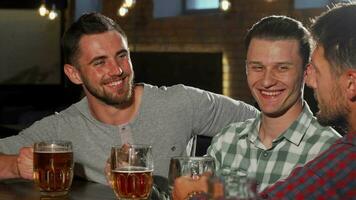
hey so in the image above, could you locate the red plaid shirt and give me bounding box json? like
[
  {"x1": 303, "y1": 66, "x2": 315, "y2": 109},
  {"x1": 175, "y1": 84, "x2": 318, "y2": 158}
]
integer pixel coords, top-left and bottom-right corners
[{"x1": 260, "y1": 133, "x2": 356, "y2": 200}]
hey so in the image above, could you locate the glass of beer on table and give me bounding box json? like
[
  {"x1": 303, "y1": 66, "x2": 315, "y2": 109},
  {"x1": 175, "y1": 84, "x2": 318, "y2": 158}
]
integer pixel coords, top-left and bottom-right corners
[
  {"x1": 110, "y1": 144, "x2": 154, "y2": 200},
  {"x1": 33, "y1": 140, "x2": 74, "y2": 197}
]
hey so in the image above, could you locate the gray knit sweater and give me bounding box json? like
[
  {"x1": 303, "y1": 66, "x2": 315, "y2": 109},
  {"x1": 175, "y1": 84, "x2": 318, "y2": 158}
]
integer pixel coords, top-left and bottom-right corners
[{"x1": 0, "y1": 84, "x2": 258, "y2": 186}]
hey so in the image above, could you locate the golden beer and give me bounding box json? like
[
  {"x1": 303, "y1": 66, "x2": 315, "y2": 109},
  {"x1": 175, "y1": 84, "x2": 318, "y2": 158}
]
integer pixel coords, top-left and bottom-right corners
[
  {"x1": 33, "y1": 141, "x2": 73, "y2": 197},
  {"x1": 112, "y1": 166, "x2": 153, "y2": 199}
]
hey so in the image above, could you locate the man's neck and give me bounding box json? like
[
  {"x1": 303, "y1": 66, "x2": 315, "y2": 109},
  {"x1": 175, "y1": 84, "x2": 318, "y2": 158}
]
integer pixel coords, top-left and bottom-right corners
[
  {"x1": 259, "y1": 99, "x2": 304, "y2": 148},
  {"x1": 87, "y1": 85, "x2": 143, "y2": 125}
]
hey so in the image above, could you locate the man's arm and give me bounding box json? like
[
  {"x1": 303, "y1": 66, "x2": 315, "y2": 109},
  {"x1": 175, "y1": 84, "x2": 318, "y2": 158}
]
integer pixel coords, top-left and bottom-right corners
[
  {"x1": 0, "y1": 153, "x2": 20, "y2": 179},
  {"x1": 185, "y1": 85, "x2": 259, "y2": 137},
  {"x1": 0, "y1": 147, "x2": 33, "y2": 180}
]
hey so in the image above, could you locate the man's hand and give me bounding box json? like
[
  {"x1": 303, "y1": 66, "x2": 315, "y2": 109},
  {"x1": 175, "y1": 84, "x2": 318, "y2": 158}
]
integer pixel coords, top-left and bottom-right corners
[
  {"x1": 17, "y1": 147, "x2": 34, "y2": 180},
  {"x1": 172, "y1": 174, "x2": 210, "y2": 200},
  {"x1": 105, "y1": 158, "x2": 113, "y2": 187}
]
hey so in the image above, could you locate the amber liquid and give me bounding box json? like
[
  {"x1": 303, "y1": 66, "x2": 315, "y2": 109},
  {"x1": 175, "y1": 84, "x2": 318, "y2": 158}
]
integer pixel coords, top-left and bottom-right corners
[
  {"x1": 112, "y1": 167, "x2": 153, "y2": 199},
  {"x1": 33, "y1": 151, "x2": 73, "y2": 195}
]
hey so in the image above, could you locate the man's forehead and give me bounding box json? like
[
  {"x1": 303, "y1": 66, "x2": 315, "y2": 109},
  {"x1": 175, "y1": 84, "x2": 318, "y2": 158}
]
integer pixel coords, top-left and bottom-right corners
[{"x1": 78, "y1": 31, "x2": 127, "y2": 51}]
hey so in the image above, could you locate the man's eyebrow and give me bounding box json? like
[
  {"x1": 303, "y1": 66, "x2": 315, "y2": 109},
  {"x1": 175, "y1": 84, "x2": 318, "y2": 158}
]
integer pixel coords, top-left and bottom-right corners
[
  {"x1": 246, "y1": 61, "x2": 262, "y2": 65},
  {"x1": 116, "y1": 49, "x2": 129, "y2": 56},
  {"x1": 246, "y1": 61, "x2": 293, "y2": 66}
]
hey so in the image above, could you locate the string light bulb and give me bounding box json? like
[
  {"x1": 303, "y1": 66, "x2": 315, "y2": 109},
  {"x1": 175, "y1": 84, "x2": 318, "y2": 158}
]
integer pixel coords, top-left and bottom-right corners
[
  {"x1": 38, "y1": 3, "x2": 48, "y2": 16},
  {"x1": 48, "y1": 4, "x2": 58, "y2": 20},
  {"x1": 117, "y1": 7, "x2": 129, "y2": 17},
  {"x1": 123, "y1": 0, "x2": 136, "y2": 8},
  {"x1": 220, "y1": 0, "x2": 231, "y2": 11}
]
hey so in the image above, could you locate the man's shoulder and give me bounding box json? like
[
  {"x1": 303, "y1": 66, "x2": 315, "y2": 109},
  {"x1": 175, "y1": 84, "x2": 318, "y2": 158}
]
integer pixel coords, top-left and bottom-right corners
[
  {"x1": 142, "y1": 83, "x2": 222, "y2": 105},
  {"x1": 57, "y1": 97, "x2": 87, "y2": 117},
  {"x1": 35, "y1": 97, "x2": 88, "y2": 124},
  {"x1": 142, "y1": 83, "x2": 205, "y2": 95}
]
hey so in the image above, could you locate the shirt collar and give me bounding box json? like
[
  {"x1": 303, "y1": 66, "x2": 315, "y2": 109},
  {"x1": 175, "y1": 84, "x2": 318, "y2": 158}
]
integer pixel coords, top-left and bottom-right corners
[
  {"x1": 274, "y1": 101, "x2": 314, "y2": 146},
  {"x1": 236, "y1": 116, "x2": 261, "y2": 143},
  {"x1": 239, "y1": 101, "x2": 315, "y2": 146}
]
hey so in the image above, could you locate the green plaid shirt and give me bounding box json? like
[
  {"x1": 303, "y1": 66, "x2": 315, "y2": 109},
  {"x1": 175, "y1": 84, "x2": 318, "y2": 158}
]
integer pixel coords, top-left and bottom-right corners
[{"x1": 207, "y1": 102, "x2": 341, "y2": 191}]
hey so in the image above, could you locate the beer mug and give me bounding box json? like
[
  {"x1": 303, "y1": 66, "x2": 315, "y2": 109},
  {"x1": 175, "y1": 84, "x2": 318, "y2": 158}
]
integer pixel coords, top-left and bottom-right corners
[
  {"x1": 110, "y1": 145, "x2": 154, "y2": 200},
  {"x1": 168, "y1": 156, "x2": 215, "y2": 197},
  {"x1": 208, "y1": 169, "x2": 258, "y2": 200},
  {"x1": 33, "y1": 140, "x2": 74, "y2": 197}
]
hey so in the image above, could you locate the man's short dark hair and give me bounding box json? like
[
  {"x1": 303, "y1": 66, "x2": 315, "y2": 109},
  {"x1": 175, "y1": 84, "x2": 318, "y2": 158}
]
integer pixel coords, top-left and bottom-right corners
[
  {"x1": 245, "y1": 15, "x2": 311, "y2": 69},
  {"x1": 311, "y1": 3, "x2": 356, "y2": 75},
  {"x1": 62, "y1": 13, "x2": 127, "y2": 66}
]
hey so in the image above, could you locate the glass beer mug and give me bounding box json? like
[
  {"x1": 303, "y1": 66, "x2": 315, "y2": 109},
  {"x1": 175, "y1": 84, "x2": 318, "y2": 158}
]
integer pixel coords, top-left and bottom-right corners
[
  {"x1": 208, "y1": 169, "x2": 258, "y2": 200},
  {"x1": 168, "y1": 156, "x2": 215, "y2": 198},
  {"x1": 33, "y1": 140, "x2": 74, "y2": 197},
  {"x1": 110, "y1": 144, "x2": 154, "y2": 200}
]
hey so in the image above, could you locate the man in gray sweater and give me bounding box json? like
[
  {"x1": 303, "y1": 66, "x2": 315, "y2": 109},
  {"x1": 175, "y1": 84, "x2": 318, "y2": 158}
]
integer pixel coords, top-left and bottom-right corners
[{"x1": 0, "y1": 13, "x2": 258, "y2": 187}]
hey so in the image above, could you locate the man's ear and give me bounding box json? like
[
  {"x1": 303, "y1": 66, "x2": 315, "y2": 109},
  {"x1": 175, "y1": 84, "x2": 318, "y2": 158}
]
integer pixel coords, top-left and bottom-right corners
[
  {"x1": 64, "y1": 64, "x2": 83, "y2": 85},
  {"x1": 305, "y1": 64, "x2": 316, "y2": 88},
  {"x1": 345, "y1": 70, "x2": 356, "y2": 101}
]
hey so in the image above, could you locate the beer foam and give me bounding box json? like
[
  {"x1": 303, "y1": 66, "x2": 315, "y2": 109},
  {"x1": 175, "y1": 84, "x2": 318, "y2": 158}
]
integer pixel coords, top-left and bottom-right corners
[
  {"x1": 112, "y1": 166, "x2": 153, "y2": 173},
  {"x1": 34, "y1": 150, "x2": 72, "y2": 153}
]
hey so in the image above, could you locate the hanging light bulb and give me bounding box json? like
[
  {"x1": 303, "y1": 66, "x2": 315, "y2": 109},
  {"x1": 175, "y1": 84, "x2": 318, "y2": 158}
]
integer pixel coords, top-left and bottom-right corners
[
  {"x1": 117, "y1": 6, "x2": 129, "y2": 17},
  {"x1": 220, "y1": 0, "x2": 231, "y2": 11},
  {"x1": 123, "y1": 0, "x2": 136, "y2": 8},
  {"x1": 48, "y1": 4, "x2": 58, "y2": 20},
  {"x1": 38, "y1": 2, "x2": 48, "y2": 16}
]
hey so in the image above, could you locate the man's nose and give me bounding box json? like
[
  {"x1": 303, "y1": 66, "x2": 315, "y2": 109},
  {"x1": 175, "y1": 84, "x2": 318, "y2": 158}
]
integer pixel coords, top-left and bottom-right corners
[
  {"x1": 109, "y1": 60, "x2": 124, "y2": 76},
  {"x1": 261, "y1": 70, "x2": 277, "y2": 87}
]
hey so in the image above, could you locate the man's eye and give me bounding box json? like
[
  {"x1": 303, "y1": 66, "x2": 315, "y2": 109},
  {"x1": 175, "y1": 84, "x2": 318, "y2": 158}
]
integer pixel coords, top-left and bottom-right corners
[
  {"x1": 93, "y1": 60, "x2": 105, "y2": 66},
  {"x1": 250, "y1": 65, "x2": 263, "y2": 71},
  {"x1": 118, "y1": 52, "x2": 128, "y2": 59},
  {"x1": 278, "y1": 66, "x2": 289, "y2": 71}
]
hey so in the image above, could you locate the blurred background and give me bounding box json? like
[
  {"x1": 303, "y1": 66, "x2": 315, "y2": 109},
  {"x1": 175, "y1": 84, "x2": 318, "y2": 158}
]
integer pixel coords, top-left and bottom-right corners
[{"x1": 0, "y1": 0, "x2": 350, "y2": 138}]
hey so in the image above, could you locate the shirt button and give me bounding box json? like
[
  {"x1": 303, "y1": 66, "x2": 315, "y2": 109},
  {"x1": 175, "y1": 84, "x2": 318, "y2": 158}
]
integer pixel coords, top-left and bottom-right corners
[
  {"x1": 171, "y1": 146, "x2": 176, "y2": 151},
  {"x1": 263, "y1": 152, "x2": 268, "y2": 157}
]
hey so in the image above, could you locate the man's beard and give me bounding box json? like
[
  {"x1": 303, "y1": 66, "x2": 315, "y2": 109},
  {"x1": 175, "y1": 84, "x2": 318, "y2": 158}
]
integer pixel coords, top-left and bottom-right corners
[
  {"x1": 316, "y1": 86, "x2": 349, "y2": 133},
  {"x1": 83, "y1": 74, "x2": 134, "y2": 107}
]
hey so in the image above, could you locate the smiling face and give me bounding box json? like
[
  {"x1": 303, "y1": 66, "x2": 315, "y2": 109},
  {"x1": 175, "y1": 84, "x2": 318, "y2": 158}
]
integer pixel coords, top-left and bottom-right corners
[
  {"x1": 246, "y1": 38, "x2": 305, "y2": 117},
  {"x1": 74, "y1": 31, "x2": 134, "y2": 106},
  {"x1": 307, "y1": 45, "x2": 349, "y2": 128}
]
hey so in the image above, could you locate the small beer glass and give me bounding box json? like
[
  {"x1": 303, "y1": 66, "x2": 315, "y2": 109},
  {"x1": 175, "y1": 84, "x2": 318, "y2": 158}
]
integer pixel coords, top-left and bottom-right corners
[
  {"x1": 168, "y1": 156, "x2": 215, "y2": 198},
  {"x1": 33, "y1": 140, "x2": 74, "y2": 197},
  {"x1": 111, "y1": 145, "x2": 154, "y2": 200},
  {"x1": 208, "y1": 169, "x2": 258, "y2": 200}
]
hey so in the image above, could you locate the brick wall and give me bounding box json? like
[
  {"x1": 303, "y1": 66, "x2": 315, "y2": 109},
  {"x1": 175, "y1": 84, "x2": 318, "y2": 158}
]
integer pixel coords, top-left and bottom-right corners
[{"x1": 101, "y1": 0, "x2": 323, "y2": 104}]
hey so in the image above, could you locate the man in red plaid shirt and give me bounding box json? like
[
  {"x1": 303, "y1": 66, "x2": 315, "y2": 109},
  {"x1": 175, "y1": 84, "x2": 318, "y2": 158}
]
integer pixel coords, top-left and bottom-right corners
[{"x1": 261, "y1": 3, "x2": 356, "y2": 199}]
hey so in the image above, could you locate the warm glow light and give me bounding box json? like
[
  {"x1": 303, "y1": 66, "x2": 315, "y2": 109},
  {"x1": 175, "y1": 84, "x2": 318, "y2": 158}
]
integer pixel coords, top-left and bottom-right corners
[
  {"x1": 220, "y1": 0, "x2": 231, "y2": 11},
  {"x1": 222, "y1": 55, "x2": 231, "y2": 96},
  {"x1": 38, "y1": 4, "x2": 48, "y2": 16},
  {"x1": 48, "y1": 5, "x2": 58, "y2": 20},
  {"x1": 117, "y1": 7, "x2": 128, "y2": 17},
  {"x1": 123, "y1": 0, "x2": 135, "y2": 8},
  {"x1": 48, "y1": 10, "x2": 58, "y2": 20}
]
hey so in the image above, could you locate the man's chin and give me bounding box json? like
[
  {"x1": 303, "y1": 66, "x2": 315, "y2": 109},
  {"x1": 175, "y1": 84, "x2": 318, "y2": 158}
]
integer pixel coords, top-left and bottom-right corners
[
  {"x1": 316, "y1": 111, "x2": 348, "y2": 132},
  {"x1": 104, "y1": 94, "x2": 133, "y2": 107}
]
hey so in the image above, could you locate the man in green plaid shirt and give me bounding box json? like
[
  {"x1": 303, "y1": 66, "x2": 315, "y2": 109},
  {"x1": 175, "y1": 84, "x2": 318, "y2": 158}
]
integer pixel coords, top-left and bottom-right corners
[
  {"x1": 172, "y1": 16, "x2": 342, "y2": 200},
  {"x1": 207, "y1": 15, "x2": 341, "y2": 192}
]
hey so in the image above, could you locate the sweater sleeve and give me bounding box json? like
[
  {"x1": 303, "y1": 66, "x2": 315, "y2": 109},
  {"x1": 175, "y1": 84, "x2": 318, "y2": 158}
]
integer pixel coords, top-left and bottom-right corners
[
  {"x1": 0, "y1": 114, "x2": 61, "y2": 154},
  {"x1": 183, "y1": 85, "x2": 259, "y2": 137}
]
